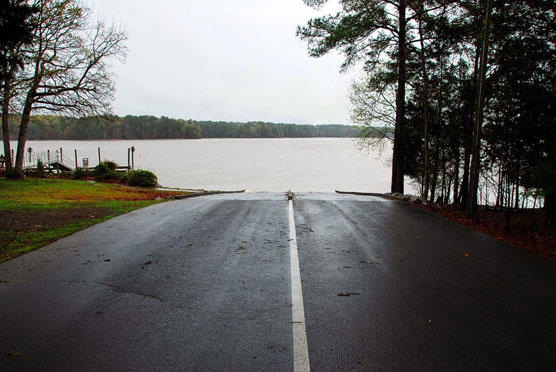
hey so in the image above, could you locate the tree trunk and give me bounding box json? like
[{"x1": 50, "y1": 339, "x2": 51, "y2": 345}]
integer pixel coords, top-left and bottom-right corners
[
  {"x1": 2, "y1": 72, "x2": 13, "y2": 174},
  {"x1": 13, "y1": 95, "x2": 34, "y2": 178},
  {"x1": 418, "y1": 0, "x2": 430, "y2": 200},
  {"x1": 514, "y1": 162, "x2": 520, "y2": 209},
  {"x1": 441, "y1": 151, "x2": 447, "y2": 204},
  {"x1": 496, "y1": 167, "x2": 503, "y2": 208},
  {"x1": 453, "y1": 148, "x2": 460, "y2": 204},
  {"x1": 392, "y1": 1, "x2": 407, "y2": 194},
  {"x1": 460, "y1": 144, "x2": 471, "y2": 207},
  {"x1": 467, "y1": 0, "x2": 493, "y2": 218},
  {"x1": 430, "y1": 143, "x2": 439, "y2": 203}
]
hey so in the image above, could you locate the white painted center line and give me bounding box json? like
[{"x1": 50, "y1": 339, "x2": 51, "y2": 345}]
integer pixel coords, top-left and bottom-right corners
[{"x1": 288, "y1": 199, "x2": 310, "y2": 372}]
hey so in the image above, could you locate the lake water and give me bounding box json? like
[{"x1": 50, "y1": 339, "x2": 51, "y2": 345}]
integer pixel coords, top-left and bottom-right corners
[{"x1": 13, "y1": 138, "x2": 414, "y2": 193}]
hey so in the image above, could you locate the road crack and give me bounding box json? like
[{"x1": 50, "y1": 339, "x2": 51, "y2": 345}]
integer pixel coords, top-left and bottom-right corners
[
  {"x1": 95, "y1": 281, "x2": 162, "y2": 302},
  {"x1": 95, "y1": 281, "x2": 189, "y2": 309}
]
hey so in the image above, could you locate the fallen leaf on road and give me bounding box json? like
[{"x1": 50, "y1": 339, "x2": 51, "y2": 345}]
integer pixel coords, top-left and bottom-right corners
[
  {"x1": 360, "y1": 260, "x2": 375, "y2": 264},
  {"x1": 337, "y1": 292, "x2": 360, "y2": 296},
  {"x1": 7, "y1": 351, "x2": 21, "y2": 357}
]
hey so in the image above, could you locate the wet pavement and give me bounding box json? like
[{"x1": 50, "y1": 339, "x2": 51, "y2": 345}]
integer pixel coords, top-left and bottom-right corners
[{"x1": 1, "y1": 192, "x2": 555, "y2": 371}]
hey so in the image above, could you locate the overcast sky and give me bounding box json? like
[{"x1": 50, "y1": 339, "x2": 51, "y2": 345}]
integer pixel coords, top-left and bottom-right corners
[{"x1": 88, "y1": 0, "x2": 359, "y2": 125}]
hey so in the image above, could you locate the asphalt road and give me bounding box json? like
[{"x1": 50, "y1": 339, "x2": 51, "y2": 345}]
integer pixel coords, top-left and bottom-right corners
[{"x1": 1, "y1": 193, "x2": 555, "y2": 371}]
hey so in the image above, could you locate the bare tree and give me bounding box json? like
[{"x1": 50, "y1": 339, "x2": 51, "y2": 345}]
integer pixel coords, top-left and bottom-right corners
[
  {"x1": 349, "y1": 72, "x2": 396, "y2": 148},
  {"x1": 10, "y1": 0, "x2": 126, "y2": 177}
]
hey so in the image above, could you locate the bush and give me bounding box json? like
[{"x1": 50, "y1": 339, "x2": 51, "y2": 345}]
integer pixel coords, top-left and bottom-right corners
[
  {"x1": 126, "y1": 170, "x2": 158, "y2": 187},
  {"x1": 36, "y1": 160, "x2": 45, "y2": 178},
  {"x1": 103, "y1": 170, "x2": 121, "y2": 181},
  {"x1": 72, "y1": 167, "x2": 89, "y2": 179},
  {"x1": 94, "y1": 161, "x2": 121, "y2": 181},
  {"x1": 94, "y1": 162, "x2": 110, "y2": 178},
  {"x1": 119, "y1": 171, "x2": 130, "y2": 184},
  {"x1": 104, "y1": 160, "x2": 118, "y2": 171}
]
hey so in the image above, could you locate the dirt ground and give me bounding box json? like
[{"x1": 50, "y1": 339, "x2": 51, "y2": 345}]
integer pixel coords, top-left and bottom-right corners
[{"x1": 0, "y1": 208, "x2": 113, "y2": 232}]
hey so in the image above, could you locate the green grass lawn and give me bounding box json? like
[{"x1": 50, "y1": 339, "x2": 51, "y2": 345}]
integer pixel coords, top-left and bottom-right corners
[{"x1": 0, "y1": 178, "x2": 185, "y2": 263}]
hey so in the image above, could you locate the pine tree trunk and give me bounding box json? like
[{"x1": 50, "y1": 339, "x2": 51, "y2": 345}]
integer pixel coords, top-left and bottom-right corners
[
  {"x1": 453, "y1": 148, "x2": 460, "y2": 204},
  {"x1": 392, "y1": 1, "x2": 407, "y2": 194},
  {"x1": 430, "y1": 143, "x2": 439, "y2": 203},
  {"x1": 418, "y1": 0, "x2": 430, "y2": 200},
  {"x1": 467, "y1": 0, "x2": 493, "y2": 218},
  {"x1": 441, "y1": 152, "x2": 447, "y2": 204}
]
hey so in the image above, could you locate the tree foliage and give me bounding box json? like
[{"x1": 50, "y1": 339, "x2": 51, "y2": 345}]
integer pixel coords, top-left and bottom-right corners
[
  {"x1": 0, "y1": 0, "x2": 37, "y2": 78},
  {"x1": 298, "y1": 0, "x2": 412, "y2": 193},
  {"x1": 1, "y1": 0, "x2": 127, "y2": 178},
  {"x1": 1, "y1": 0, "x2": 38, "y2": 174},
  {"x1": 303, "y1": 0, "x2": 556, "y2": 220}
]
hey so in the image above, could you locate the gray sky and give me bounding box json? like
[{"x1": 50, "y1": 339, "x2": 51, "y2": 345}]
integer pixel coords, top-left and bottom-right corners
[{"x1": 89, "y1": 0, "x2": 358, "y2": 125}]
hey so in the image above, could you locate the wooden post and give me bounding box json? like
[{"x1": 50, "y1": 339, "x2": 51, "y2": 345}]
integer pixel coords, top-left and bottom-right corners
[
  {"x1": 74, "y1": 149, "x2": 78, "y2": 169},
  {"x1": 60, "y1": 147, "x2": 63, "y2": 161},
  {"x1": 131, "y1": 146, "x2": 135, "y2": 170},
  {"x1": 47, "y1": 150, "x2": 50, "y2": 164},
  {"x1": 127, "y1": 148, "x2": 131, "y2": 170},
  {"x1": 98, "y1": 147, "x2": 101, "y2": 164},
  {"x1": 11, "y1": 149, "x2": 14, "y2": 166}
]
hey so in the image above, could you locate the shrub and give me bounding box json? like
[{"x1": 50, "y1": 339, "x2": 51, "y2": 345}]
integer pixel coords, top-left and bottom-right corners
[
  {"x1": 104, "y1": 160, "x2": 118, "y2": 171},
  {"x1": 73, "y1": 167, "x2": 90, "y2": 179},
  {"x1": 58, "y1": 171, "x2": 73, "y2": 179},
  {"x1": 127, "y1": 170, "x2": 158, "y2": 187},
  {"x1": 94, "y1": 160, "x2": 118, "y2": 175},
  {"x1": 94, "y1": 162, "x2": 110, "y2": 178},
  {"x1": 103, "y1": 170, "x2": 121, "y2": 181},
  {"x1": 119, "y1": 171, "x2": 130, "y2": 184},
  {"x1": 94, "y1": 161, "x2": 122, "y2": 181},
  {"x1": 35, "y1": 160, "x2": 45, "y2": 178}
]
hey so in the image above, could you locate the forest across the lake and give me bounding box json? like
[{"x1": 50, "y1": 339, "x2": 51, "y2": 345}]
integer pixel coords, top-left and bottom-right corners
[{"x1": 3, "y1": 115, "x2": 366, "y2": 140}]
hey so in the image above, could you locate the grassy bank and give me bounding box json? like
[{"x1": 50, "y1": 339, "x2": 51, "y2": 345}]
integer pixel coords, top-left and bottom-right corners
[{"x1": 0, "y1": 178, "x2": 186, "y2": 263}]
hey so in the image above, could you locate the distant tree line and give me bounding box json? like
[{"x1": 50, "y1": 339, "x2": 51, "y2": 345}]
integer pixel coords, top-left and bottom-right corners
[
  {"x1": 1, "y1": 115, "x2": 362, "y2": 140},
  {"x1": 198, "y1": 120, "x2": 360, "y2": 138}
]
